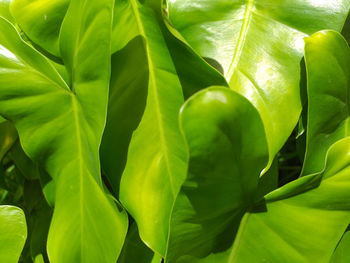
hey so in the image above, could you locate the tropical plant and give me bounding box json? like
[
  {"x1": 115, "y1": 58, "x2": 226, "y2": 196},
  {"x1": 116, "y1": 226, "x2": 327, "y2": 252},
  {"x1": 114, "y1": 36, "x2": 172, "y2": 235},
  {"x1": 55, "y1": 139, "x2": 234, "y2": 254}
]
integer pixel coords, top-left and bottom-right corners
[{"x1": 0, "y1": 0, "x2": 349, "y2": 262}]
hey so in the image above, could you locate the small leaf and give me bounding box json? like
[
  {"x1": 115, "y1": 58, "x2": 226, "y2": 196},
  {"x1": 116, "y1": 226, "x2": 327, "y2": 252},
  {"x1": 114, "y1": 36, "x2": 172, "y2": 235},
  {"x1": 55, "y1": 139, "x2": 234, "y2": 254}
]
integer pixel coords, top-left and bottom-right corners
[{"x1": 0, "y1": 205, "x2": 27, "y2": 263}]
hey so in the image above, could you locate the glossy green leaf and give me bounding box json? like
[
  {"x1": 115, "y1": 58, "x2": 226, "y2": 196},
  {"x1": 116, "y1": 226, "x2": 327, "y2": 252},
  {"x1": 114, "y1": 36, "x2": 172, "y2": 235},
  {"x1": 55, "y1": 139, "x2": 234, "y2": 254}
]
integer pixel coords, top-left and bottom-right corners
[
  {"x1": 162, "y1": 18, "x2": 228, "y2": 99},
  {"x1": 0, "y1": 0, "x2": 128, "y2": 261},
  {"x1": 167, "y1": 0, "x2": 350, "y2": 164},
  {"x1": 166, "y1": 89, "x2": 350, "y2": 262},
  {"x1": 10, "y1": 0, "x2": 69, "y2": 57},
  {"x1": 110, "y1": 0, "x2": 187, "y2": 256},
  {"x1": 10, "y1": 0, "x2": 160, "y2": 56},
  {"x1": 166, "y1": 87, "x2": 269, "y2": 262},
  {"x1": 229, "y1": 136, "x2": 350, "y2": 263},
  {"x1": 301, "y1": 30, "x2": 350, "y2": 176},
  {"x1": 50, "y1": 0, "x2": 128, "y2": 260},
  {"x1": 102, "y1": 0, "x2": 229, "y2": 255},
  {"x1": 167, "y1": 29, "x2": 350, "y2": 261},
  {"x1": 10, "y1": 0, "x2": 227, "y2": 98},
  {"x1": 0, "y1": 205, "x2": 27, "y2": 263}
]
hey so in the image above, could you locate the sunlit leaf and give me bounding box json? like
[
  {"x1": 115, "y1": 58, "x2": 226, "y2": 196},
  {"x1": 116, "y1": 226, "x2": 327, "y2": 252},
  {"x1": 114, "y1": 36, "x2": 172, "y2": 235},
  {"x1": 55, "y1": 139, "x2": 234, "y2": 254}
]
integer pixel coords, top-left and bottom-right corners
[
  {"x1": 167, "y1": 0, "x2": 350, "y2": 165},
  {"x1": 0, "y1": 205, "x2": 27, "y2": 263},
  {"x1": 301, "y1": 30, "x2": 350, "y2": 175},
  {"x1": 0, "y1": 0, "x2": 128, "y2": 261}
]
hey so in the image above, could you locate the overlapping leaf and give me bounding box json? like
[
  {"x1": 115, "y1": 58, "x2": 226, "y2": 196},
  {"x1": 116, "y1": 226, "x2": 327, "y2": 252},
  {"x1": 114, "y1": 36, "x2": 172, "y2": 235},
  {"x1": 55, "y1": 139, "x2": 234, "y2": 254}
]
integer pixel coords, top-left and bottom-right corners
[
  {"x1": 166, "y1": 30, "x2": 350, "y2": 262},
  {"x1": 102, "y1": 0, "x2": 231, "y2": 256},
  {"x1": 0, "y1": 0, "x2": 128, "y2": 261},
  {"x1": 10, "y1": 0, "x2": 69, "y2": 57},
  {"x1": 229, "y1": 136, "x2": 350, "y2": 263},
  {"x1": 301, "y1": 30, "x2": 350, "y2": 175},
  {"x1": 166, "y1": 87, "x2": 269, "y2": 262},
  {"x1": 9, "y1": 0, "x2": 228, "y2": 256},
  {"x1": 0, "y1": 205, "x2": 27, "y2": 263},
  {"x1": 167, "y1": 0, "x2": 350, "y2": 165},
  {"x1": 111, "y1": 0, "x2": 187, "y2": 256}
]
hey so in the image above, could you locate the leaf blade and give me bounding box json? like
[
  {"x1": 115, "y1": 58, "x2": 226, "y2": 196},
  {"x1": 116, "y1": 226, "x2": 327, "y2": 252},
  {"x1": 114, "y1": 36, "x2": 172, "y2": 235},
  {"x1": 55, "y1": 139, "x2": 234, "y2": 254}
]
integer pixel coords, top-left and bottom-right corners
[
  {"x1": 301, "y1": 30, "x2": 350, "y2": 176},
  {"x1": 167, "y1": 0, "x2": 350, "y2": 164},
  {"x1": 166, "y1": 87, "x2": 268, "y2": 262},
  {"x1": 0, "y1": 205, "x2": 27, "y2": 263},
  {"x1": 0, "y1": 1, "x2": 128, "y2": 261}
]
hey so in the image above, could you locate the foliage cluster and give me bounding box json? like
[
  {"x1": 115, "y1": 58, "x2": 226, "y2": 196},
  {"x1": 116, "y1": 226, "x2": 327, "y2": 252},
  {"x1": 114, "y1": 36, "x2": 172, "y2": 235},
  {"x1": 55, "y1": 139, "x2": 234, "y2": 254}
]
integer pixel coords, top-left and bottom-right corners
[{"x1": 0, "y1": 0, "x2": 350, "y2": 262}]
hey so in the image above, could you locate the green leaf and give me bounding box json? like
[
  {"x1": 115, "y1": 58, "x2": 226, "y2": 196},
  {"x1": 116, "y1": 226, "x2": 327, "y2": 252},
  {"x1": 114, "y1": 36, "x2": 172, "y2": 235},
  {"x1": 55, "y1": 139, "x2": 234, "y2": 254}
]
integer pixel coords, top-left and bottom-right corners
[
  {"x1": 0, "y1": 0, "x2": 128, "y2": 261},
  {"x1": 331, "y1": 229, "x2": 350, "y2": 263},
  {"x1": 229, "y1": 136, "x2": 350, "y2": 263},
  {"x1": 102, "y1": 1, "x2": 229, "y2": 255},
  {"x1": 162, "y1": 18, "x2": 228, "y2": 99},
  {"x1": 10, "y1": 0, "x2": 69, "y2": 57},
  {"x1": 101, "y1": 36, "x2": 149, "y2": 194},
  {"x1": 301, "y1": 30, "x2": 350, "y2": 176},
  {"x1": 10, "y1": 0, "x2": 162, "y2": 56},
  {"x1": 166, "y1": 90, "x2": 350, "y2": 262},
  {"x1": 167, "y1": 0, "x2": 350, "y2": 165},
  {"x1": 166, "y1": 87, "x2": 269, "y2": 262},
  {"x1": 0, "y1": 205, "x2": 27, "y2": 263},
  {"x1": 10, "y1": 0, "x2": 228, "y2": 98},
  {"x1": 167, "y1": 29, "x2": 350, "y2": 262},
  {"x1": 108, "y1": 0, "x2": 187, "y2": 256}
]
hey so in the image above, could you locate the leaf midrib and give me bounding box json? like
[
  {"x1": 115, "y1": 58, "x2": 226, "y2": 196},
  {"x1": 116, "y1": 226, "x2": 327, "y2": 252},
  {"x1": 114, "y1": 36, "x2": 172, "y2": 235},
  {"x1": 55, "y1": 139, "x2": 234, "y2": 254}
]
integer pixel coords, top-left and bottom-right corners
[
  {"x1": 71, "y1": 94, "x2": 85, "y2": 261},
  {"x1": 129, "y1": 0, "x2": 176, "y2": 196},
  {"x1": 226, "y1": 0, "x2": 255, "y2": 80}
]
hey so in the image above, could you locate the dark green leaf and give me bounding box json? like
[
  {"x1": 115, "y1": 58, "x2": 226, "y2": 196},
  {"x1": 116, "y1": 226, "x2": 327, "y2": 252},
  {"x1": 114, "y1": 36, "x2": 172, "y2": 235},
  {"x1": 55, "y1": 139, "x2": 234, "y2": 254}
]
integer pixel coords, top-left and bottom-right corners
[{"x1": 166, "y1": 87, "x2": 268, "y2": 262}]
